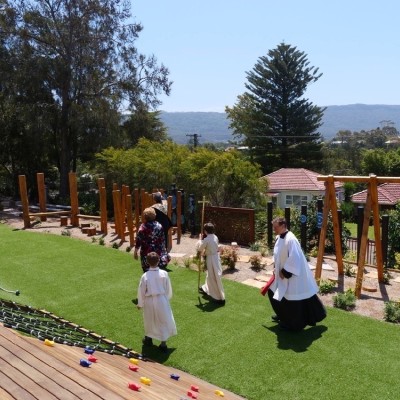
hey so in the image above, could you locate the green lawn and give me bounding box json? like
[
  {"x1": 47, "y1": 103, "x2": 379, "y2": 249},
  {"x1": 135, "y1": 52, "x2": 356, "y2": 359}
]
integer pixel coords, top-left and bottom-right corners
[
  {"x1": 345, "y1": 222, "x2": 376, "y2": 239},
  {"x1": 1, "y1": 223, "x2": 399, "y2": 400}
]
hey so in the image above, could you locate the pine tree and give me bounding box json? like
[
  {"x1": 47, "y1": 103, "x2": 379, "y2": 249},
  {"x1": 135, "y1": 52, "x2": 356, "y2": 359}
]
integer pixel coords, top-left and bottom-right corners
[{"x1": 226, "y1": 42, "x2": 325, "y2": 173}]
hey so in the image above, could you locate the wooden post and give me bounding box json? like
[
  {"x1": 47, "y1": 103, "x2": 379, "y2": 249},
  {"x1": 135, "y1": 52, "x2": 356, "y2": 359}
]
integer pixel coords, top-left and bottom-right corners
[
  {"x1": 113, "y1": 189, "x2": 123, "y2": 240},
  {"x1": 98, "y1": 178, "x2": 108, "y2": 235},
  {"x1": 134, "y1": 188, "x2": 140, "y2": 232},
  {"x1": 126, "y1": 194, "x2": 135, "y2": 247},
  {"x1": 18, "y1": 175, "x2": 31, "y2": 228},
  {"x1": 37, "y1": 173, "x2": 47, "y2": 222},
  {"x1": 355, "y1": 180, "x2": 373, "y2": 297},
  {"x1": 69, "y1": 172, "x2": 79, "y2": 227}
]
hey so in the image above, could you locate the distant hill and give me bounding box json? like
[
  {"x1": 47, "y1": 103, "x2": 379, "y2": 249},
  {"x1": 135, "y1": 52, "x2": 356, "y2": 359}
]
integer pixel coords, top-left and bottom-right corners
[{"x1": 160, "y1": 104, "x2": 400, "y2": 144}]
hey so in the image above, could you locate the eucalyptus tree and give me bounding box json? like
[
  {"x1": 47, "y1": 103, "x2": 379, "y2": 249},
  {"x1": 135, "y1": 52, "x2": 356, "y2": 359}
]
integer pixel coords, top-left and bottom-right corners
[
  {"x1": 0, "y1": 0, "x2": 171, "y2": 198},
  {"x1": 226, "y1": 42, "x2": 325, "y2": 174}
]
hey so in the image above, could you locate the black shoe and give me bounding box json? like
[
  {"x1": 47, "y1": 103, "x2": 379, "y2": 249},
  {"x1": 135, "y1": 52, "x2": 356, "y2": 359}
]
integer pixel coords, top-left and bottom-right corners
[
  {"x1": 142, "y1": 336, "x2": 153, "y2": 346},
  {"x1": 158, "y1": 344, "x2": 168, "y2": 353},
  {"x1": 198, "y1": 287, "x2": 206, "y2": 294},
  {"x1": 214, "y1": 299, "x2": 225, "y2": 306},
  {"x1": 271, "y1": 314, "x2": 279, "y2": 322}
]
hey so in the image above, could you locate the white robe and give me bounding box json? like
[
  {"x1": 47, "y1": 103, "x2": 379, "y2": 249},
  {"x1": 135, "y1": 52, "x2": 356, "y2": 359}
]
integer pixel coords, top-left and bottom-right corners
[
  {"x1": 137, "y1": 267, "x2": 177, "y2": 341},
  {"x1": 270, "y1": 231, "x2": 318, "y2": 301},
  {"x1": 196, "y1": 234, "x2": 225, "y2": 301}
]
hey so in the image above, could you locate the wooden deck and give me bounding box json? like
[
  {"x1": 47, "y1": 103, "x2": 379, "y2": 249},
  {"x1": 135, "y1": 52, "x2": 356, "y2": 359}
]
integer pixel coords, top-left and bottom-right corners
[{"x1": 0, "y1": 326, "x2": 245, "y2": 399}]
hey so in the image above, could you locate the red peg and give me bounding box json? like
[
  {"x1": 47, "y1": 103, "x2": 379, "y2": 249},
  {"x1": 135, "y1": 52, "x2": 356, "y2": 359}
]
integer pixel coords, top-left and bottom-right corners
[
  {"x1": 129, "y1": 365, "x2": 139, "y2": 372},
  {"x1": 128, "y1": 382, "x2": 141, "y2": 391},
  {"x1": 191, "y1": 385, "x2": 199, "y2": 392},
  {"x1": 88, "y1": 355, "x2": 98, "y2": 362}
]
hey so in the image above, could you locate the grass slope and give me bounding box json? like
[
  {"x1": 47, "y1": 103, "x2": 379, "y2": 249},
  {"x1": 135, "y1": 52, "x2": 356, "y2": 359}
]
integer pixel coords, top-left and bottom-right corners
[{"x1": 1, "y1": 223, "x2": 399, "y2": 400}]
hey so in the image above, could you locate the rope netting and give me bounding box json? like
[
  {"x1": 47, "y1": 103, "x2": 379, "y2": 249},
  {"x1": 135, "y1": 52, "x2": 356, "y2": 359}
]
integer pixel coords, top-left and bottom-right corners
[{"x1": 0, "y1": 299, "x2": 142, "y2": 359}]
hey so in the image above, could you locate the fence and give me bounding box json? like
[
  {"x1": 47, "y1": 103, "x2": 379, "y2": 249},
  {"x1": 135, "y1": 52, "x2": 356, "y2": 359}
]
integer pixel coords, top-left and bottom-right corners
[{"x1": 346, "y1": 237, "x2": 376, "y2": 266}]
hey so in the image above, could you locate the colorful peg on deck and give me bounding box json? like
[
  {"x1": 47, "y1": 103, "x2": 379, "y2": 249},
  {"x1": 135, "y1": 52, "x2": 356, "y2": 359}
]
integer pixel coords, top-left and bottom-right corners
[
  {"x1": 187, "y1": 391, "x2": 197, "y2": 399},
  {"x1": 44, "y1": 339, "x2": 54, "y2": 347},
  {"x1": 129, "y1": 365, "x2": 139, "y2": 372},
  {"x1": 170, "y1": 373, "x2": 180, "y2": 380},
  {"x1": 129, "y1": 358, "x2": 139, "y2": 365},
  {"x1": 80, "y1": 359, "x2": 92, "y2": 367},
  {"x1": 214, "y1": 389, "x2": 224, "y2": 397},
  {"x1": 84, "y1": 346, "x2": 95, "y2": 354},
  {"x1": 87, "y1": 355, "x2": 98, "y2": 363},
  {"x1": 140, "y1": 377, "x2": 151, "y2": 385},
  {"x1": 190, "y1": 385, "x2": 199, "y2": 392},
  {"x1": 128, "y1": 382, "x2": 141, "y2": 391}
]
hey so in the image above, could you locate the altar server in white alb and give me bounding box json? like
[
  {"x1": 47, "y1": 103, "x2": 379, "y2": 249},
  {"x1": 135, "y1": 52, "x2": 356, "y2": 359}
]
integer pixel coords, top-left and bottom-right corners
[
  {"x1": 196, "y1": 222, "x2": 225, "y2": 305},
  {"x1": 268, "y1": 217, "x2": 326, "y2": 331},
  {"x1": 137, "y1": 252, "x2": 177, "y2": 352}
]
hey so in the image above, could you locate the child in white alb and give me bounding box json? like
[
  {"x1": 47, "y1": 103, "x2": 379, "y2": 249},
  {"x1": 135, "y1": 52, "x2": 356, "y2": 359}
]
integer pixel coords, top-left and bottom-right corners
[
  {"x1": 137, "y1": 252, "x2": 177, "y2": 352},
  {"x1": 196, "y1": 222, "x2": 225, "y2": 305}
]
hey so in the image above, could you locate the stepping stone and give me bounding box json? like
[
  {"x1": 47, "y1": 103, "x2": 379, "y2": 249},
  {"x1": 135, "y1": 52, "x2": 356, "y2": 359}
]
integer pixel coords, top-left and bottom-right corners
[
  {"x1": 322, "y1": 263, "x2": 334, "y2": 271},
  {"x1": 237, "y1": 255, "x2": 251, "y2": 263},
  {"x1": 255, "y1": 275, "x2": 270, "y2": 282},
  {"x1": 365, "y1": 271, "x2": 378, "y2": 279},
  {"x1": 169, "y1": 252, "x2": 187, "y2": 258},
  {"x1": 392, "y1": 276, "x2": 400, "y2": 283},
  {"x1": 241, "y1": 279, "x2": 264, "y2": 288},
  {"x1": 362, "y1": 285, "x2": 377, "y2": 292}
]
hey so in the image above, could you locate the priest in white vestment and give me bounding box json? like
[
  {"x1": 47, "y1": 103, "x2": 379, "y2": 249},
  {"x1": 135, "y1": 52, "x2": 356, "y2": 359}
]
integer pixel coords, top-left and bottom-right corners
[{"x1": 268, "y1": 217, "x2": 326, "y2": 331}]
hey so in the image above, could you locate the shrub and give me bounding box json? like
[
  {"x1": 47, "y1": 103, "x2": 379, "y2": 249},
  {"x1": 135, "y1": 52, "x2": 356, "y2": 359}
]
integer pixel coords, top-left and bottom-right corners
[
  {"x1": 112, "y1": 242, "x2": 119, "y2": 249},
  {"x1": 219, "y1": 246, "x2": 238, "y2": 270},
  {"x1": 333, "y1": 289, "x2": 356, "y2": 310},
  {"x1": 319, "y1": 279, "x2": 335, "y2": 294},
  {"x1": 344, "y1": 262, "x2": 356, "y2": 277},
  {"x1": 384, "y1": 300, "x2": 400, "y2": 323},
  {"x1": 99, "y1": 238, "x2": 105, "y2": 246},
  {"x1": 249, "y1": 255, "x2": 263, "y2": 270},
  {"x1": 61, "y1": 230, "x2": 71, "y2": 237}
]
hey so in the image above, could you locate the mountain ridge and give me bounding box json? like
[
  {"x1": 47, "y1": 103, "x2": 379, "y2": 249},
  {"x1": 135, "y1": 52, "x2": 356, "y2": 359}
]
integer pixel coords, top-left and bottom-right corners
[{"x1": 159, "y1": 104, "x2": 400, "y2": 144}]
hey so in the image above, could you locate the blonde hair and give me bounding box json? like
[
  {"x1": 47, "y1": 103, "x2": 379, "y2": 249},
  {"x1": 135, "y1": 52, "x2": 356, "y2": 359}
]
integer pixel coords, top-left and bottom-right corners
[{"x1": 143, "y1": 207, "x2": 156, "y2": 222}]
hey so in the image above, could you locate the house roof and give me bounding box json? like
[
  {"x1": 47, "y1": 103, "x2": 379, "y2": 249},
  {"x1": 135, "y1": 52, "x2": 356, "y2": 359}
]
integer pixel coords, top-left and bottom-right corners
[
  {"x1": 264, "y1": 168, "x2": 343, "y2": 192},
  {"x1": 351, "y1": 183, "x2": 400, "y2": 206}
]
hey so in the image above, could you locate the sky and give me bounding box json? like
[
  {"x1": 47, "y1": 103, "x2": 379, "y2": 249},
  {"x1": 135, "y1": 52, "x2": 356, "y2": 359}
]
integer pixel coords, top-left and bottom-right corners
[{"x1": 131, "y1": 0, "x2": 400, "y2": 112}]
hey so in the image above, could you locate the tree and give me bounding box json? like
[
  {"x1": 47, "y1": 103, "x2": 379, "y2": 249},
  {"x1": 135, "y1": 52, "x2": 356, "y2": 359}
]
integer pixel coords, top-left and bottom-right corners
[
  {"x1": 226, "y1": 42, "x2": 325, "y2": 174},
  {"x1": 0, "y1": 0, "x2": 171, "y2": 198},
  {"x1": 122, "y1": 107, "x2": 169, "y2": 147}
]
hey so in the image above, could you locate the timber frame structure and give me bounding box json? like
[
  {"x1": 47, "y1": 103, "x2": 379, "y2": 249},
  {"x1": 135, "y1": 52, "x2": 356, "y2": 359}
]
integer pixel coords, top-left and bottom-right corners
[{"x1": 314, "y1": 174, "x2": 400, "y2": 298}]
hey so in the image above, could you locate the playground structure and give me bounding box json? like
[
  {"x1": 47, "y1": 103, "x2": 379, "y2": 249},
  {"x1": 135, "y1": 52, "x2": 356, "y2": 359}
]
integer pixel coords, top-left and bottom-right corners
[
  {"x1": 315, "y1": 174, "x2": 400, "y2": 298},
  {"x1": 18, "y1": 172, "x2": 184, "y2": 249},
  {"x1": 19, "y1": 172, "x2": 107, "y2": 236}
]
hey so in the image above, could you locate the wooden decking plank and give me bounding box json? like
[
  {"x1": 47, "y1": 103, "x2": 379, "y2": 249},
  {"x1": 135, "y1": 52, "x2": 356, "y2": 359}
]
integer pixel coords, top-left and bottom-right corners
[
  {"x1": 0, "y1": 354, "x2": 58, "y2": 399},
  {"x1": 0, "y1": 327, "x2": 125, "y2": 400},
  {"x1": 0, "y1": 325, "x2": 245, "y2": 400},
  {"x1": 0, "y1": 370, "x2": 36, "y2": 400}
]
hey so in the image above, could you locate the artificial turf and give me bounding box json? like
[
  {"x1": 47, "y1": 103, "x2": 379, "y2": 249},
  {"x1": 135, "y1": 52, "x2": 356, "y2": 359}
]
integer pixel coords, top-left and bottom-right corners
[{"x1": 1, "y1": 222, "x2": 400, "y2": 400}]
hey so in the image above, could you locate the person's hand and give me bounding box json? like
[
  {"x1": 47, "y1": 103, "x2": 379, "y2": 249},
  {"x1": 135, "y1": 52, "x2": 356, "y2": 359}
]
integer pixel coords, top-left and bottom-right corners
[
  {"x1": 199, "y1": 233, "x2": 203, "y2": 240},
  {"x1": 279, "y1": 270, "x2": 285, "y2": 279},
  {"x1": 133, "y1": 250, "x2": 138, "y2": 260}
]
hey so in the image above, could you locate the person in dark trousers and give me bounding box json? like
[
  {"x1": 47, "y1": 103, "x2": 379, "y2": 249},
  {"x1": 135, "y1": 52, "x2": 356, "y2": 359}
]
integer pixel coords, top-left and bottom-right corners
[{"x1": 267, "y1": 217, "x2": 326, "y2": 331}]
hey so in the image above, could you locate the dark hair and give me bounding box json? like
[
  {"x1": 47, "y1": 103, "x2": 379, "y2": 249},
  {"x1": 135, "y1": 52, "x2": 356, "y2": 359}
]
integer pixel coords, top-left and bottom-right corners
[
  {"x1": 146, "y1": 252, "x2": 160, "y2": 267},
  {"x1": 272, "y1": 217, "x2": 287, "y2": 227},
  {"x1": 203, "y1": 222, "x2": 215, "y2": 234}
]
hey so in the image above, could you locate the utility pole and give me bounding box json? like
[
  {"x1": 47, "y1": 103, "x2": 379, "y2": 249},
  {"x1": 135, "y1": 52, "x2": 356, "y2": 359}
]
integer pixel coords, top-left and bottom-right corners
[{"x1": 186, "y1": 133, "x2": 201, "y2": 150}]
